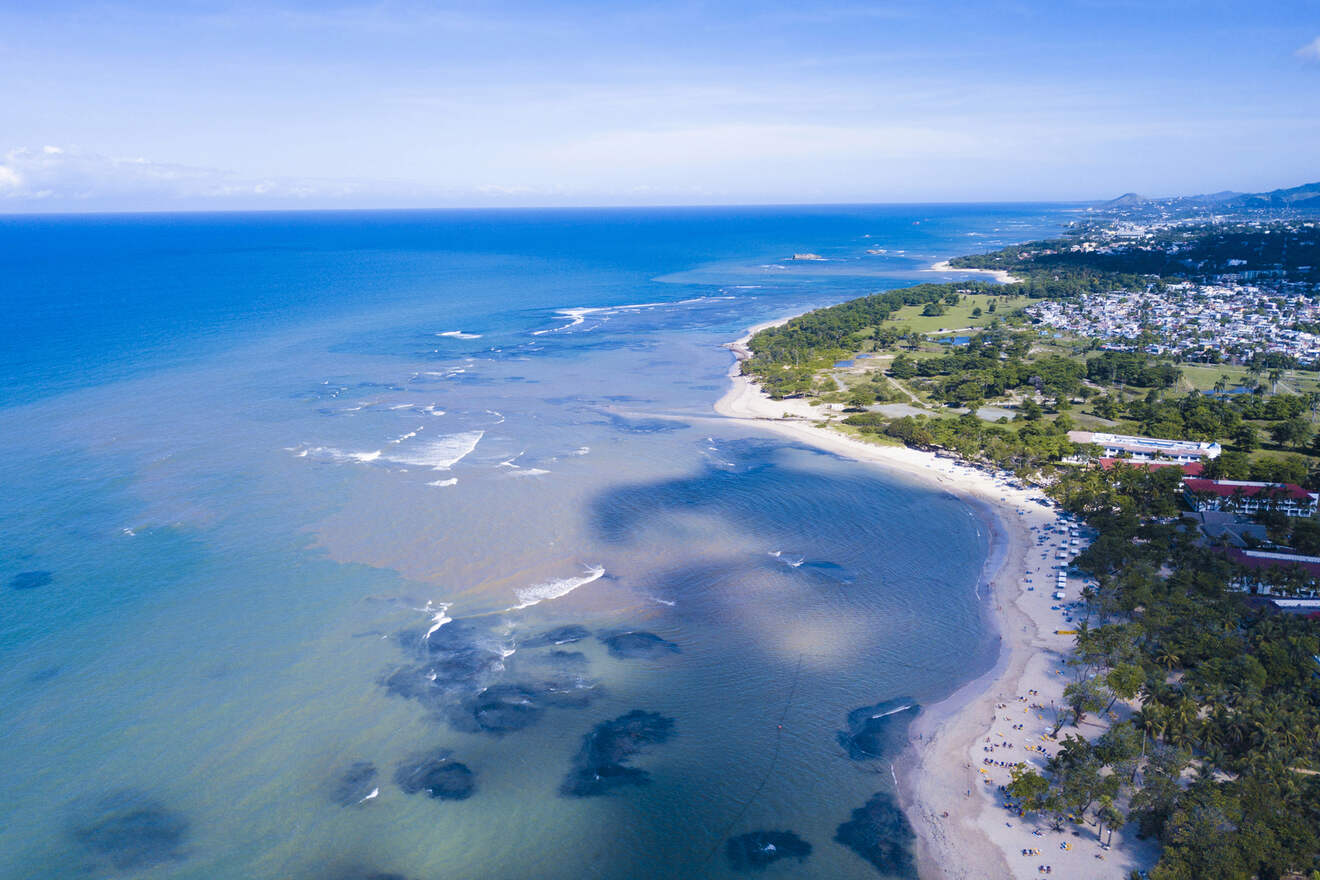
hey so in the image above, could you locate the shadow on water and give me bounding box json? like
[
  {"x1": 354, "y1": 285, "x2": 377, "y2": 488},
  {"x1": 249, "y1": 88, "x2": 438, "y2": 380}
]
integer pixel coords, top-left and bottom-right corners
[
  {"x1": 66, "y1": 789, "x2": 190, "y2": 871},
  {"x1": 587, "y1": 438, "x2": 881, "y2": 548}
]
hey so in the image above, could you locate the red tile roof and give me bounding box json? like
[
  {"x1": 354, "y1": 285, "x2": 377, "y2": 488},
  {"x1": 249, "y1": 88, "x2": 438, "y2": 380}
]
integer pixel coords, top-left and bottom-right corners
[
  {"x1": 1223, "y1": 548, "x2": 1320, "y2": 578},
  {"x1": 1098, "y1": 458, "x2": 1203, "y2": 476},
  {"x1": 1183, "y1": 478, "x2": 1315, "y2": 502}
]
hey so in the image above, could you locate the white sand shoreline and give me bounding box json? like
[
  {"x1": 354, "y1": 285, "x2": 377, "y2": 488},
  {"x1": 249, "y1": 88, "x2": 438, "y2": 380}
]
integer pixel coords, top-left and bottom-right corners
[
  {"x1": 925, "y1": 258, "x2": 1021, "y2": 285},
  {"x1": 714, "y1": 317, "x2": 1155, "y2": 879}
]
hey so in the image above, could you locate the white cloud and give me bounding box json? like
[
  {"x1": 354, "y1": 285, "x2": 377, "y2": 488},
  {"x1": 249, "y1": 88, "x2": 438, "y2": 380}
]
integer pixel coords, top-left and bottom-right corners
[
  {"x1": 0, "y1": 145, "x2": 367, "y2": 208},
  {"x1": 1298, "y1": 37, "x2": 1320, "y2": 62}
]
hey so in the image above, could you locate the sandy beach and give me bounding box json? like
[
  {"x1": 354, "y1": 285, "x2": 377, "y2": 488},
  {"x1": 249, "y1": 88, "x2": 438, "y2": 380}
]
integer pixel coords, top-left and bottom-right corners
[
  {"x1": 715, "y1": 321, "x2": 1157, "y2": 879},
  {"x1": 925, "y1": 259, "x2": 1021, "y2": 285}
]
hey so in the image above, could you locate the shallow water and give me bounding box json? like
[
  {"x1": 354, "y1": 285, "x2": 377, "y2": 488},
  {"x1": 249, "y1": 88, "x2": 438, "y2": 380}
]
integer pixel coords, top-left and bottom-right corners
[{"x1": 0, "y1": 205, "x2": 1066, "y2": 879}]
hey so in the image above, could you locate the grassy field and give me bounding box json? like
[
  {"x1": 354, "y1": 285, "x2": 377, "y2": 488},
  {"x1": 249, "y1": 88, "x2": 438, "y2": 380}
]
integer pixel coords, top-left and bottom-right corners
[
  {"x1": 884, "y1": 293, "x2": 1030, "y2": 335},
  {"x1": 1175, "y1": 363, "x2": 1320, "y2": 396}
]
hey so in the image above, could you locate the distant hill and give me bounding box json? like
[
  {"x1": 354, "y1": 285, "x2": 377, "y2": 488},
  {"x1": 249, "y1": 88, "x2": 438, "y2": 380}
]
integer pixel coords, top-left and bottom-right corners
[
  {"x1": 1222, "y1": 181, "x2": 1320, "y2": 209},
  {"x1": 1102, "y1": 192, "x2": 1148, "y2": 207},
  {"x1": 1099, "y1": 180, "x2": 1320, "y2": 217}
]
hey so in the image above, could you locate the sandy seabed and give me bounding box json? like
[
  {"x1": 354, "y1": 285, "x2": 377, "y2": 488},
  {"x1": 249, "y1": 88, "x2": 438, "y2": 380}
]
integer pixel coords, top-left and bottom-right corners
[{"x1": 714, "y1": 319, "x2": 1158, "y2": 879}]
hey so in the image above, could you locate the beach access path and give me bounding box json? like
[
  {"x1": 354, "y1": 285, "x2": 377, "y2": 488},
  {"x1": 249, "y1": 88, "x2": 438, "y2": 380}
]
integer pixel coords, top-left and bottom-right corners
[{"x1": 715, "y1": 319, "x2": 1158, "y2": 879}]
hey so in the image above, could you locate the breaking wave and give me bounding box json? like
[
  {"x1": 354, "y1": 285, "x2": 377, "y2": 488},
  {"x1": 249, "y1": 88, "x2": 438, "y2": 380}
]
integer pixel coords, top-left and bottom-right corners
[{"x1": 510, "y1": 565, "x2": 605, "y2": 611}]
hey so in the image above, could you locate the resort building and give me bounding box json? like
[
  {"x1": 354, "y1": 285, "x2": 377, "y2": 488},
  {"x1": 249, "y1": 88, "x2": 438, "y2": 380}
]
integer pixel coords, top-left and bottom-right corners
[
  {"x1": 1221, "y1": 548, "x2": 1320, "y2": 599},
  {"x1": 1182, "y1": 478, "x2": 1320, "y2": 518},
  {"x1": 1068, "y1": 430, "x2": 1222, "y2": 464}
]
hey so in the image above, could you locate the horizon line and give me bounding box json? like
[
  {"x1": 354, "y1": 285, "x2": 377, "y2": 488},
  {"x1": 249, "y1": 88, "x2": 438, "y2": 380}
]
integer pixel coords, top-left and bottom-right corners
[{"x1": 0, "y1": 197, "x2": 1103, "y2": 220}]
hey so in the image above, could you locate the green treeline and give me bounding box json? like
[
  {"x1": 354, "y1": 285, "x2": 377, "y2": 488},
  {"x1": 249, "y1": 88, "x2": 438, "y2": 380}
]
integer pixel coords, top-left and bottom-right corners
[{"x1": 1005, "y1": 465, "x2": 1320, "y2": 880}]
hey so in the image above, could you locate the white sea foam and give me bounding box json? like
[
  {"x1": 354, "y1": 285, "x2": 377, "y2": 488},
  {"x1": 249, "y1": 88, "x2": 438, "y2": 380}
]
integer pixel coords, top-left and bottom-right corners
[
  {"x1": 509, "y1": 467, "x2": 549, "y2": 477},
  {"x1": 437, "y1": 330, "x2": 482, "y2": 339},
  {"x1": 570, "y1": 446, "x2": 590, "y2": 456},
  {"x1": 532, "y1": 297, "x2": 732, "y2": 336},
  {"x1": 296, "y1": 446, "x2": 384, "y2": 464},
  {"x1": 423, "y1": 601, "x2": 453, "y2": 639},
  {"x1": 870, "y1": 704, "x2": 914, "y2": 720},
  {"x1": 390, "y1": 426, "x2": 424, "y2": 444},
  {"x1": 427, "y1": 478, "x2": 458, "y2": 487},
  {"x1": 510, "y1": 565, "x2": 605, "y2": 610},
  {"x1": 294, "y1": 431, "x2": 481, "y2": 472},
  {"x1": 386, "y1": 431, "x2": 483, "y2": 470}
]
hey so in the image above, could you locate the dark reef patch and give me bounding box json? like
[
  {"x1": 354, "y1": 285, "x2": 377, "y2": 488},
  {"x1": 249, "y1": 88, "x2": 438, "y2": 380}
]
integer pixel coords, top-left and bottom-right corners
[
  {"x1": 600, "y1": 631, "x2": 680, "y2": 659},
  {"x1": 449, "y1": 683, "x2": 546, "y2": 734},
  {"x1": 833, "y1": 792, "x2": 918, "y2": 878},
  {"x1": 521, "y1": 624, "x2": 591, "y2": 648},
  {"x1": 381, "y1": 618, "x2": 509, "y2": 714},
  {"x1": 330, "y1": 762, "x2": 379, "y2": 806},
  {"x1": 68, "y1": 790, "x2": 190, "y2": 870},
  {"x1": 394, "y1": 750, "x2": 476, "y2": 801},
  {"x1": 383, "y1": 615, "x2": 599, "y2": 733},
  {"x1": 725, "y1": 831, "x2": 813, "y2": 872},
  {"x1": 545, "y1": 649, "x2": 589, "y2": 668},
  {"x1": 10, "y1": 570, "x2": 53, "y2": 590},
  {"x1": 837, "y1": 699, "x2": 920, "y2": 761},
  {"x1": 560, "y1": 709, "x2": 675, "y2": 797}
]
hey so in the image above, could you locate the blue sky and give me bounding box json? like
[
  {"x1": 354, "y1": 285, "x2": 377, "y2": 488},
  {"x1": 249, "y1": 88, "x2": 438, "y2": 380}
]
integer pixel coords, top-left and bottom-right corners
[{"x1": 1, "y1": 0, "x2": 1318, "y2": 210}]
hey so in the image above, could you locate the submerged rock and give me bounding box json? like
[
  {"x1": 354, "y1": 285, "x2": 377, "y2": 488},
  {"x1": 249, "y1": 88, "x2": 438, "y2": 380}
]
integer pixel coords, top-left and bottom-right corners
[
  {"x1": 68, "y1": 790, "x2": 190, "y2": 870},
  {"x1": 521, "y1": 624, "x2": 591, "y2": 648},
  {"x1": 600, "y1": 631, "x2": 679, "y2": 659},
  {"x1": 837, "y1": 698, "x2": 920, "y2": 761},
  {"x1": 9, "y1": 570, "x2": 52, "y2": 590},
  {"x1": 725, "y1": 831, "x2": 813, "y2": 872},
  {"x1": 834, "y1": 792, "x2": 917, "y2": 878},
  {"x1": 394, "y1": 750, "x2": 475, "y2": 800},
  {"x1": 450, "y1": 683, "x2": 545, "y2": 735},
  {"x1": 560, "y1": 709, "x2": 675, "y2": 797},
  {"x1": 330, "y1": 762, "x2": 379, "y2": 807},
  {"x1": 381, "y1": 618, "x2": 510, "y2": 713}
]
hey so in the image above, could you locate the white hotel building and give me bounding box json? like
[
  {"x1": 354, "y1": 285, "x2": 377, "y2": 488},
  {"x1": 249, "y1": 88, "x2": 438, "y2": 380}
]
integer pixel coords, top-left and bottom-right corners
[{"x1": 1067, "y1": 431, "x2": 1222, "y2": 464}]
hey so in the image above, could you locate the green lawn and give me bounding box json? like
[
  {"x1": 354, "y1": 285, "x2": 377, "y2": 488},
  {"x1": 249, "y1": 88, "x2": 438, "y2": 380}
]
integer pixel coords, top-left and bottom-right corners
[
  {"x1": 1175, "y1": 363, "x2": 1320, "y2": 396},
  {"x1": 885, "y1": 294, "x2": 1030, "y2": 335}
]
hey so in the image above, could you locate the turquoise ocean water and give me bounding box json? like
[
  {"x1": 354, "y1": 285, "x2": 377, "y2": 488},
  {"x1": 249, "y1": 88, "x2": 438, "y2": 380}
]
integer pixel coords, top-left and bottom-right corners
[{"x1": 0, "y1": 205, "x2": 1066, "y2": 879}]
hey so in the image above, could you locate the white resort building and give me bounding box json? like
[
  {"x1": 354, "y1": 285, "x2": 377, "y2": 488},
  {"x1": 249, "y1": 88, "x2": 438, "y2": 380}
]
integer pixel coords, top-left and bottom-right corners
[
  {"x1": 1067, "y1": 430, "x2": 1222, "y2": 464},
  {"x1": 1183, "y1": 478, "x2": 1320, "y2": 518}
]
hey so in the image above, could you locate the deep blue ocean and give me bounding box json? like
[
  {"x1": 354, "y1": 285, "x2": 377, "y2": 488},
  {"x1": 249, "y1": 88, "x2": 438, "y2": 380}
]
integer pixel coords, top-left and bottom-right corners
[{"x1": 0, "y1": 205, "x2": 1067, "y2": 879}]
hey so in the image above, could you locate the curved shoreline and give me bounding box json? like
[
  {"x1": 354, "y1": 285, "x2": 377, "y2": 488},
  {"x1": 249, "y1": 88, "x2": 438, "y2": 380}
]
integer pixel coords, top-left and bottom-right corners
[
  {"x1": 925, "y1": 259, "x2": 1022, "y2": 284},
  {"x1": 715, "y1": 318, "x2": 1154, "y2": 879}
]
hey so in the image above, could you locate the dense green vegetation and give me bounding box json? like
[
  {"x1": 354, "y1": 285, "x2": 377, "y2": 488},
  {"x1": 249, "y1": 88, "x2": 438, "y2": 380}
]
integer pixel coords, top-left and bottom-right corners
[
  {"x1": 1004, "y1": 465, "x2": 1320, "y2": 880},
  {"x1": 744, "y1": 220, "x2": 1320, "y2": 877},
  {"x1": 952, "y1": 221, "x2": 1320, "y2": 284}
]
